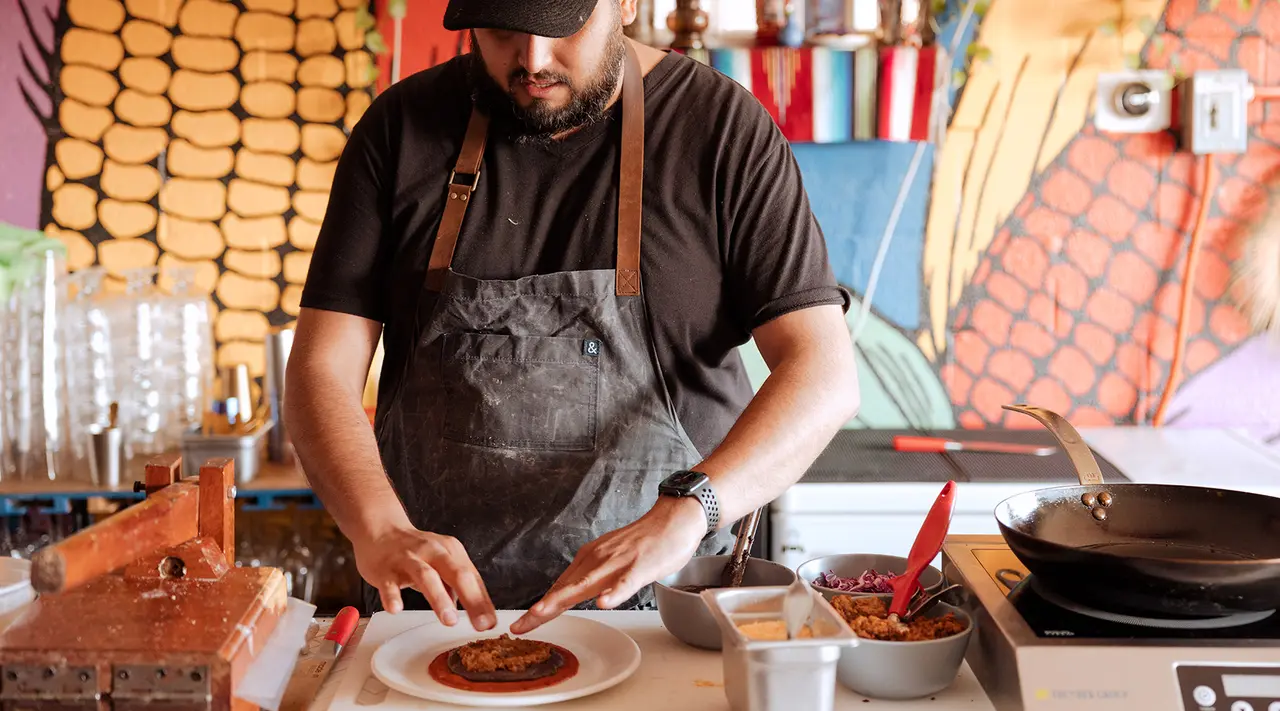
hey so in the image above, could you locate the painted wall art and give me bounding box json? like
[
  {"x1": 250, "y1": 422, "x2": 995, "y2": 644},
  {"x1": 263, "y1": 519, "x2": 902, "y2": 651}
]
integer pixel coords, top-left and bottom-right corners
[{"x1": 2, "y1": 0, "x2": 1279, "y2": 446}]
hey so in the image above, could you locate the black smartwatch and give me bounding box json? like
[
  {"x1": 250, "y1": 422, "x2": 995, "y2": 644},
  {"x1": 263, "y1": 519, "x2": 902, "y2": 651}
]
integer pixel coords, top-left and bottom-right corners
[{"x1": 658, "y1": 470, "x2": 720, "y2": 539}]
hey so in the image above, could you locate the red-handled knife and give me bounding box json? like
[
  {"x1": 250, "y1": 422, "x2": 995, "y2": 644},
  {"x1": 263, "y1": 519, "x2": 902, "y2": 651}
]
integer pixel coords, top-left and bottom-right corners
[
  {"x1": 279, "y1": 606, "x2": 360, "y2": 711},
  {"x1": 893, "y1": 435, "x2": 1056, "y2": 456}
]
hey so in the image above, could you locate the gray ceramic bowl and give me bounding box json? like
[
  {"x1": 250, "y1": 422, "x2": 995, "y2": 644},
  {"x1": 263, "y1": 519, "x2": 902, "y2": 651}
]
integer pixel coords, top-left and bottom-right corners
[
  {"x1": 655, "y1": 555, "x2": 797, "y2": 650},
  {"x1": 835, "y1": 603, "x2": 975, "y2": 700},
  {"x1": 797, "y1": 554, "x2": 944, "y2": 603}
]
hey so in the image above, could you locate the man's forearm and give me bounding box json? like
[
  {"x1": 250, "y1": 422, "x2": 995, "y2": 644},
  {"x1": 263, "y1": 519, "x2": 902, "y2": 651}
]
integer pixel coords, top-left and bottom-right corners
[
  {"x1": 285, "y1": 363, "x2": 410, "y2": 545},
  {"x1": 694, "y1": 346, "x2": 859, "y2": 527}
]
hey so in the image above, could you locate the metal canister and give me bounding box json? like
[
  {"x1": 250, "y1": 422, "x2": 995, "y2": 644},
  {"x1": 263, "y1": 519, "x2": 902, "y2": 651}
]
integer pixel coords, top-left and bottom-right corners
[
  {"x1": 87, "y1": 425, "x2": 124, "y2": 488},
  {"x1": 263, "y1": 326, "x2": 294, "y2": 462}
]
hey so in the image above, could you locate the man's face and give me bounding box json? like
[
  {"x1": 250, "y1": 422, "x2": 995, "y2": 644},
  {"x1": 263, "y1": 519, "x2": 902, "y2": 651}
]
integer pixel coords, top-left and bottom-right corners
[{"x1": 469, "y1": 0, "x2": 634, "y2": 141}]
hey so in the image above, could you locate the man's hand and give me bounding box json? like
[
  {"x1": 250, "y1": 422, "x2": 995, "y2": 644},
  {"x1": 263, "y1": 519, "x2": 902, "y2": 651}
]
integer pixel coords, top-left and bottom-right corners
[
  {"x1": 353, "y1": 526, "x2": 498, "y2": 631},
  {"x1": 510, "y1": 497, "x2": 707, "y2": 634}
]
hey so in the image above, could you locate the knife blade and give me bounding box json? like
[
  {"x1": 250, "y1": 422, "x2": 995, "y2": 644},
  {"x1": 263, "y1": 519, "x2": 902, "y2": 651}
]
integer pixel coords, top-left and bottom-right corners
[
  {"x1": 892, "y1": 435, "x2": 1056, "y2": 456},
  {"x1": 279, "y1": 606, "x2": 360, "y2": 711}
]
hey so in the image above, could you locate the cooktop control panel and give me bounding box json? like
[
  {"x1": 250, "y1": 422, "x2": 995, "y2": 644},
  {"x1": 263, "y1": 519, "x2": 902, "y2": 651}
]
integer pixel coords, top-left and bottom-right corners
[{"x1": 1177, "y1": 664, "x2": 1280, "y2": 711}]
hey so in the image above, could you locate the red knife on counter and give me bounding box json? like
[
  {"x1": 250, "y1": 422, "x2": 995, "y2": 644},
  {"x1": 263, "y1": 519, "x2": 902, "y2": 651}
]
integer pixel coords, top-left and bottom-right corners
[
  {"x1": 279, "y1": 606, "x2": 360, "y2": 711},
  {"x1": 892, "y1": 435, "x2": 1056, "y2": 456}
]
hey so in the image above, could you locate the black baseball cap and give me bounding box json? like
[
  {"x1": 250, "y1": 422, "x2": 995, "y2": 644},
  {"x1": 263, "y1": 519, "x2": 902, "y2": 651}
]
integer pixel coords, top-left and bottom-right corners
[{"x1": 443, "y1": 0, "x2": 600, "y2": 39}]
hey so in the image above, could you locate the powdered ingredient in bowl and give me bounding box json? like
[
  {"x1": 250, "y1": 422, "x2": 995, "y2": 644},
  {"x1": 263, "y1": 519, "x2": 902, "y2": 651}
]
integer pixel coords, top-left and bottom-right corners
[
  {"x1": 813, "y1": 568, "x2": 897, "y2": 592},
  {"x1": 735, "y1": 619, "x2": 815, "y2": 640},
  {"x1": 831, "y1": 595, "x2": 966, "y2": 642}
]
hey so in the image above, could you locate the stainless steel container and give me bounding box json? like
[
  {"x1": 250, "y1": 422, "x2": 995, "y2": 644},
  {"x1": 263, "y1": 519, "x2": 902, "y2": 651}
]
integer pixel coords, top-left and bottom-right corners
[
  {"x1": 87, "y1": 425, "x2": 124, "y2": 488},
  {"x1": 701, "y1": 586, "x2": 857, "y2": 711},
  {"x1": 181, "y1": 421, "x2": 272, "y2": 485},
  {"x1": 263, "y1": 326, "x2": 294, "y2": 462}
]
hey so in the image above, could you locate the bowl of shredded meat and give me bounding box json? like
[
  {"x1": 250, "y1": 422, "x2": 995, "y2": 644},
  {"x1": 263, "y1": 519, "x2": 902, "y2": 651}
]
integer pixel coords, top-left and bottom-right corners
[
  {"x1": 796, "y1": 554, "x2": 944, "y2": 603},
  {"x1": 828, "y1": 594, "x2": 975, "y2": 700}
]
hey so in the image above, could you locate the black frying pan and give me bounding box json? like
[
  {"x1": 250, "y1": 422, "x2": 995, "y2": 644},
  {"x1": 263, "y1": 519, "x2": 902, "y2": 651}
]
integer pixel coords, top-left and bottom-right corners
[{"x1": 994, "y1": 404, "x2": 1280, "y2": 617}]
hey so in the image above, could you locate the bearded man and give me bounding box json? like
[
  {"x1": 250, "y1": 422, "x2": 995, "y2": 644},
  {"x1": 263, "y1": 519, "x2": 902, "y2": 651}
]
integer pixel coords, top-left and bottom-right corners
[{"x1": 285, "y1": 0, "x2": 860, "y2": 634}]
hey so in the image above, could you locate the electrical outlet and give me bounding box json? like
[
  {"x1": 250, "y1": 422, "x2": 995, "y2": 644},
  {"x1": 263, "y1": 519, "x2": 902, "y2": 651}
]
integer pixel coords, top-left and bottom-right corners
[
  {"x1": 1181, "y1": 69, "x2": 1250, "y2": 154},
  {"x1": 1095, "y1": 70, "x2": 1173, "y2": 134}
]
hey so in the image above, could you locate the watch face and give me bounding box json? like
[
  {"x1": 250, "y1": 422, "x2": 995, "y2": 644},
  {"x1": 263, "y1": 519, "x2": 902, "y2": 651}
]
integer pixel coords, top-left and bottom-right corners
[{"x1": 662, "y1": 470, "x2": 707, "y2": 494}]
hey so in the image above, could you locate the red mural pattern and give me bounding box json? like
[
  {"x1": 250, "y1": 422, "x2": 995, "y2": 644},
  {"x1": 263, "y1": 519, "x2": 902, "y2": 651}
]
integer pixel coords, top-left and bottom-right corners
[{"x1": 945, "y1": 0, "x2": 1280, "y2": 428}]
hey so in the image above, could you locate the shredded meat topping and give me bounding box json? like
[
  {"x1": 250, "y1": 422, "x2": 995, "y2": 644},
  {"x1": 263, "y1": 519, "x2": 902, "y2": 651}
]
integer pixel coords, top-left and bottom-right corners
[
  {"x1": 454, "y1": 634, "x2": 553, "y2": 673},
  {"x1": 831, "y1": 595, "x2": 967, "y2": 642}
]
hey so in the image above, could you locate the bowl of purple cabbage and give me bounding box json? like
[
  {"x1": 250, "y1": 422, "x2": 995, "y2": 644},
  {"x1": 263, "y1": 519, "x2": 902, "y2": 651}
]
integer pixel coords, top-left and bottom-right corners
[{"x1": 796, "y1": 554, "x2": 944, "y2": 602}]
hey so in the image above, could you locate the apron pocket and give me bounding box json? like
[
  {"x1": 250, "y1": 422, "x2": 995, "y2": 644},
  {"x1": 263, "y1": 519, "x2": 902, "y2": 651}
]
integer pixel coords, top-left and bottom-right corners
[{"x1": 441, "y1": 332, "x2": 600, "y2": 451}]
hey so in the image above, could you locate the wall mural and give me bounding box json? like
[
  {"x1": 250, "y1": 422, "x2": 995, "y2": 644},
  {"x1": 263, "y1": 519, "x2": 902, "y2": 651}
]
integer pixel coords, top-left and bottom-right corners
[
  {"x1": 5, "y1": 0, "x2": 373, "y2": 378},
  {"x1": 2, "y1": 0, "x2": 1279, "y2": 446}
]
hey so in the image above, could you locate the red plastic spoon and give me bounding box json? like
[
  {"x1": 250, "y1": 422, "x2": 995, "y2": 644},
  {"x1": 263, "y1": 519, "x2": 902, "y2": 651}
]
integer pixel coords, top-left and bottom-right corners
[{"x1": 888, "y1": 480, "x2": 958, "y2": 618}]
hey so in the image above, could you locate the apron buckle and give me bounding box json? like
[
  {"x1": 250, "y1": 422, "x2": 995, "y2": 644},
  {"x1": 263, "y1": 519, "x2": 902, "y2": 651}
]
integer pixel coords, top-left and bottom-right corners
[{"x1": 449, "y1": 169, "x2": 481, "y2": 191}]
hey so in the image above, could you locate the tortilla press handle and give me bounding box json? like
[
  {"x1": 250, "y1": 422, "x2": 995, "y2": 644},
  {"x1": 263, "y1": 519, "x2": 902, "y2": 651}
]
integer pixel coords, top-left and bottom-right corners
[{"x1": 1001, "y1": 404, "x2": 1114, "y2": 521}]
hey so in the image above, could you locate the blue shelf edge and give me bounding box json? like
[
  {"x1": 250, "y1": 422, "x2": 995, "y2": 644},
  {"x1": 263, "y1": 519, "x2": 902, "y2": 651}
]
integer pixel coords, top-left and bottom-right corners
[{"x1": 0, "y1": 487, "x2": 320, "y2": 516}]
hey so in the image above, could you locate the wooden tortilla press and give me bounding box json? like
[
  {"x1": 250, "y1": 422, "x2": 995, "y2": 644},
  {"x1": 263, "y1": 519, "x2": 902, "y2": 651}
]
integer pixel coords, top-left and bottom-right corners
[{"x1": 0, "y1": 455, "x2": 288, "y2": 711}]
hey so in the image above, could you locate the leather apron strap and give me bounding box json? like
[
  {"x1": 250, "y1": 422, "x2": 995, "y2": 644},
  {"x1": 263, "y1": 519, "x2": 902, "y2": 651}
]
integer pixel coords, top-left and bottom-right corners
[
  {"x1": 614, "y1": 43, "x2": 644, "y2": 297},
  {"x1": 424, "y1": 108, "x2": 489, "y2": 292},
  {"x1": 423, "y1": 43, "x2": 646, "y2": 296}
]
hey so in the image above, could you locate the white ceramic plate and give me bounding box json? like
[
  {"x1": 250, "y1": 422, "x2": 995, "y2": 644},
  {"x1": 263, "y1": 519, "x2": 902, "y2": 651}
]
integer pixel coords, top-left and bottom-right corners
[{"x1": 370, "y1": 611, "x2": 641, "y2": 707}]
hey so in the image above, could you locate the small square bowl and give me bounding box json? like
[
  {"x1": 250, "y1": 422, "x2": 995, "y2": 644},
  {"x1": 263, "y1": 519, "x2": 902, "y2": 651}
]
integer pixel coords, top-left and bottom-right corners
[{"x1": 700, "y1": 586, "x2": 858, "y2": 711}]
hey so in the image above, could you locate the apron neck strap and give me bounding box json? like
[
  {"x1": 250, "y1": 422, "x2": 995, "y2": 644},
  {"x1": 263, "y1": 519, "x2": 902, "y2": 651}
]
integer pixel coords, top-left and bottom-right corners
[
  {"x1": 424, "y1": 42, "x2": 647, "y2": 295},
  {"x1": 614, "y1": 41, "x2": 644, "y2": 297}
]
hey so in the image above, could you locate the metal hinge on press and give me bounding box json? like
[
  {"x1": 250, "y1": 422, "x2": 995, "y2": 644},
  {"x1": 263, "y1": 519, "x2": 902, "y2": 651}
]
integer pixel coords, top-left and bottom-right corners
[{"x1": 0, "y1": 664, "x2": 212, "y2": 710}]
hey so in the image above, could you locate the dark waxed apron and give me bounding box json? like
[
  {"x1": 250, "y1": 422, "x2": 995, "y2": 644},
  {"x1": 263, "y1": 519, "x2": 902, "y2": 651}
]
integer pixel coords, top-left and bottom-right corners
[{"x1": 366, "y1": 44, "x2": 734, "y2": 613}]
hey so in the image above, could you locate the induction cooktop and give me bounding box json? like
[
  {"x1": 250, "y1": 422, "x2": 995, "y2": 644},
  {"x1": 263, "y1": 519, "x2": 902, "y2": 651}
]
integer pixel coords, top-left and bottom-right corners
[{"x1": 942, "y1": 535, "x2": 1280, "y2": 711}]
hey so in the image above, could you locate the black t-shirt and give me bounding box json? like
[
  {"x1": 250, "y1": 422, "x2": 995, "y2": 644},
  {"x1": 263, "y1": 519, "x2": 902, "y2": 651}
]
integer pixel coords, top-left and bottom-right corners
[{"x1": 300, "y1": 50, "x2": 849, "y2": 456}]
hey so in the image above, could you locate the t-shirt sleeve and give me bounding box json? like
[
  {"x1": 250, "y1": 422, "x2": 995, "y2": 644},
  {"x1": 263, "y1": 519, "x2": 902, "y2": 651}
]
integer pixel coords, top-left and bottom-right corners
[
  {"x1": 720, "y1": 105, "x2": 851, "y2": 333},
  {"x1": 298, "y1": 93, "x2": 394, "y2": 323}
]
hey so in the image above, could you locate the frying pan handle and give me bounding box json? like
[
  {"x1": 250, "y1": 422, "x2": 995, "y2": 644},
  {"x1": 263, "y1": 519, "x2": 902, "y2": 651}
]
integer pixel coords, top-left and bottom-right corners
[
  {"x1": 1001, "y1": 404, "x2": 1105, "y2": 486},
  {"x1": 995, "y1": 568, "x2": 1024, "y2": 591}
]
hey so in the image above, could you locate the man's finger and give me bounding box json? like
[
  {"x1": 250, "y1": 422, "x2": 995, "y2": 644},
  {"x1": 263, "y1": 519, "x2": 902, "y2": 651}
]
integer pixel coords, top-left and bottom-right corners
[
  {"x1": 597, "y1": 569, "x2": 644, "y2": 610},
  {"x1": 380, "y1": 580, "x2": 405, "y2": 614},
  {"x1": 402, "y1": 555, "x2": 457, "y2": 626},
  {"x1": 434, "y1": 553, "x2": 497, "y2": 631},
  {"x1": 511, "y1": 556, "x2": 620, "y2": 634}
]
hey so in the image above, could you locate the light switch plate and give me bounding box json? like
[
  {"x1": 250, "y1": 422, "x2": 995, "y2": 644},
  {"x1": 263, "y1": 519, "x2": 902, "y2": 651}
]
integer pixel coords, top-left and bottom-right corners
[{"x1": 1181, "y1": 69, "x2": 1251, "y2": 154}]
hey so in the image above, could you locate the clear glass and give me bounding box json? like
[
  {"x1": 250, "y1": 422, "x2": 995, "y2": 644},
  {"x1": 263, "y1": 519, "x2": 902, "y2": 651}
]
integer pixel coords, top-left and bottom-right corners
[
  {"x1": 111, "y1": 266, "x2": 169, "y2": 459},
  {"x1": 163, "y1": 267, "x2": 213, "y2": 445},
  {"x1": 63, "y1": 267, "x2": 117, "y2": 480},
  {"x1": 6, "y1": 248, "x2": 69, "y2": 482}
]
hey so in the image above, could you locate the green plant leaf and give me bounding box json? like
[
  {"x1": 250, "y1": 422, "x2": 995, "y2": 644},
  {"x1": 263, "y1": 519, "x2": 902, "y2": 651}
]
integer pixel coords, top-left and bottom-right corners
[
  {"x1": 972, "y1": 0, "x2": 991, "y2": 16},
  {"x1": 365, "y1": 29, "x2": 387, "y2": 54},
  {"x1": 966, "y1": 44, "x2": 992, "y2": 63},
  {"x1": 1136, "y1": 16, "x2": 1156, "y2": 35},
  {"x1": 1241, "y1": 0, "x2": 1253, "y2": 10},
  {"x1": 846, "y1": 299, "x2": 957, "y2": 429},
  {"x1": 1152, "y1": 35, "x2": 1165, "y2": 54},
  {"x1": 1124, "y1": 53, "x2": 1141, "y2": 70},
  {"x1": 952, "y1": 68, "x2": 968, "y2": 88},
  {"x1": 366, "y1": 64, "x2": 380, "y2": 86},
  {"x1": 931, "y1": 0, "x2": 947, "y2": 15},
  {"x1": 355, "y1": 5, "x2": 376, "y2": 31}
]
